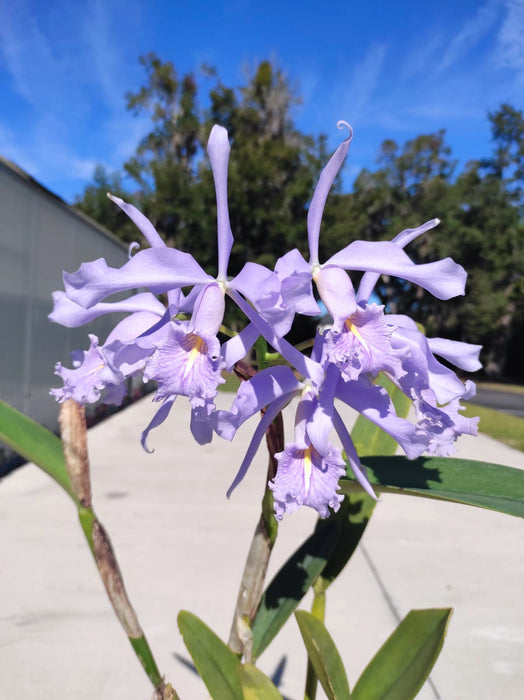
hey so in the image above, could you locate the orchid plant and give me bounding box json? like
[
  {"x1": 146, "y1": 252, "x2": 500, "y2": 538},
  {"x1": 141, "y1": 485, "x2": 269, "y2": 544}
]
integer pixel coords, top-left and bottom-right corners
[{"x1": 2, "y1": 121, "x2": 523, "y2": 700}]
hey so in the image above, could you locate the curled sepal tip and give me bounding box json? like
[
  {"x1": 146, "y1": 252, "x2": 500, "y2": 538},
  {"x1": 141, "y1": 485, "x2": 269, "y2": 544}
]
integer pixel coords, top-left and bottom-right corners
[
  {"x1": 336, "y1": 120, "x2": 354, "y2": 142},
  {"x1": 307, "y1": 119, "x2": 354, "y2": 266}
]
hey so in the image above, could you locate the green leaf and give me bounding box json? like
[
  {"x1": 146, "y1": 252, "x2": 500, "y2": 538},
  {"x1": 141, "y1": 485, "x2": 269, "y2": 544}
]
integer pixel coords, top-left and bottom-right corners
[
  {"x1": 352, "y1": 608, "x2": 452, "y2": 700},
  {"x1": 340, "y1": 455, "x2": 524, "y2": 518},
  {"x1": 316, "y1": 374, "x2": 408, "y2": 592},
  {"x1": 251, "y1": 522, "x2": 339, "y2": 660},
  {"x1": 315, "y1": 494, "x2": 376, "y2": 591},
  {"x1": 295, "y1": 611, "x2": 351, "y2": 700},
  {"x1": 0, "y1": 400, "x2": 73, "y2": 499},
  {"x1": 237, "y1": 664, "x2": 283, "y2": 699},
  {"x1": 177, "y1": 611, "x2": 243, "y2": 700}
]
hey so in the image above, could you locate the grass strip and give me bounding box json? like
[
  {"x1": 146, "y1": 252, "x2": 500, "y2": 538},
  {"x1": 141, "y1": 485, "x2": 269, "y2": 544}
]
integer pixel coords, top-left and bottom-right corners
[{"x1": 463, "y1": 402, "x2": 524, "y2": 453}]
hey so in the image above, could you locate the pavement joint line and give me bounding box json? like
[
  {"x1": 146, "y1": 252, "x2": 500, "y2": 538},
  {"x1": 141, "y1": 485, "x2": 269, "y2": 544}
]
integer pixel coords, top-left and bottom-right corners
[{"x1": 359, "y1": 542, "x2": 441, "y2": 700}]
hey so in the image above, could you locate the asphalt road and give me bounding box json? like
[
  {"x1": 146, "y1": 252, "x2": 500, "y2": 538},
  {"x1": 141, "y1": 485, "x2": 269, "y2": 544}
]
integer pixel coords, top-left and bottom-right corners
[{"x1": 473, "y1": 386, "x2": 524, "y2": 417}]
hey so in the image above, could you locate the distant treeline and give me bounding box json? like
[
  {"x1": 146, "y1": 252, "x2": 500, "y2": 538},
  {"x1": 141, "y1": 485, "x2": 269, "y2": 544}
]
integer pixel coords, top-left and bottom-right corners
[{"x1": 75, "y1": 55, "x2": 524, "y2": 381}]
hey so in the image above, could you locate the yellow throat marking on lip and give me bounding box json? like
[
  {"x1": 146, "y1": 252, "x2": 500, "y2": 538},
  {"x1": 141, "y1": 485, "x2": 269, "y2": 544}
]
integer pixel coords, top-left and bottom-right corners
[
  {"x1": 345, "y1": 318, "x2": 370, "y2": 352},
  {"x1": 86, "y1": 363, "x2": 105, "y2": 377},
  {"x1": 185, "y1": 335, "x2": 206, "y2": 375},
  {"x1": 303, "y1": 447, "x2": 313, "y2": 494}
]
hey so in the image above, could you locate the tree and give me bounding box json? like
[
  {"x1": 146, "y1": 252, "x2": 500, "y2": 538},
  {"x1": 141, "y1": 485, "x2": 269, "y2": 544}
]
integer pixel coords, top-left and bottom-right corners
[{"x1": 74, "y1": 165, "x2": 135, "y2": 242}]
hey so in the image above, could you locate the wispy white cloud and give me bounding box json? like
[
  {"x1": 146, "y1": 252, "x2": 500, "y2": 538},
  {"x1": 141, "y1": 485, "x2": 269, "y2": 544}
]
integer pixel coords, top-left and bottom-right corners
[
  {"x1": 340, "y1": 43, "x2": 388, "y2": 122},
  {"x1": 0, "y1": 0, "x2": 148, "y2": 200},
  {"x1": 496, "y1": 0, "x2": 524, "y2": 83},
  {"x1": 400, "y1": 33, "x2": 444, "y2": 83},
  {"x1": 0, "y1": 2, "x2": 61, "y2": 109},
  {"x1": 82, "y1": 0, "x2": 135, "y2": 112},
  {"x1": 436, "y1": 0, "x2": 500, "y2": 74}
]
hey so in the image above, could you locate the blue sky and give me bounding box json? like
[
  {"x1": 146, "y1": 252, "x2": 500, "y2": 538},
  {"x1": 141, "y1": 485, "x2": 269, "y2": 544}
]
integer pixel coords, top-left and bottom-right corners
[{"x1": 0, "y1": 0, "x2": 522, "y2": 203}]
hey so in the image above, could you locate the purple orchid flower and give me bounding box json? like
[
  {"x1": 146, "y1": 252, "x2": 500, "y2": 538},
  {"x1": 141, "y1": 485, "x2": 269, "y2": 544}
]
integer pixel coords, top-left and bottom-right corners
[
  {"x1": 288, "y1": 123, "x2": 480, "y2": 460},
  {"x1": 50, "y1": 291, "x2": 169, "y2": 405},
  {"x1": 215, "y1": 123, "x2": 480, "y2": 519},
  {"x1": 215, "y1": 338, "x2": 376, "y2": 519},
  {"x1": 50, "y1": 125, "x2": 286, "y2": 447},
  {"x1": 237, "y1": 122, "x2": 467, "y2": 340}
]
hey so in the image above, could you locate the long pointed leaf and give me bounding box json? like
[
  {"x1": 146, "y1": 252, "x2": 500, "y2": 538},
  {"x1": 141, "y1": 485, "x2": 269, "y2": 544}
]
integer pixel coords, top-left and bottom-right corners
[
  {"x1": 237, "y1": 664, "x2": 283, "y2": 700},
  {"x1": 295, "y1": 611, "x2": 351, "y2": 700},
  {"x1": 251, "y1": 522, "x2": 339, "y2": 660},
  {"x1": 340, "y1": 455, "x2": 524, "y2": 517},
  {"x1": 0, "y1": 400, "x2": 73, "y2": 499},
  {"x1": 315, "y1": 494, "x2": 376, "y2": 590},
  {"x1": 315, "y1": 375, "x2": 409, "y2": 590},
  {"x1": 178, "y1": 611, "x2": 243, "y2": 700},
  {"x1": 352, "y1": 608, "x2": 452, "y2": 700}
]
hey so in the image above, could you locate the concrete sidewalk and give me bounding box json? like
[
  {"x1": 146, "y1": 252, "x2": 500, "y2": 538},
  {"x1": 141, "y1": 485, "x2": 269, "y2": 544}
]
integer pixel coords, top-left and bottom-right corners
[{"x1": 1, "y1": 393, "x2": 523, "y2": 699}]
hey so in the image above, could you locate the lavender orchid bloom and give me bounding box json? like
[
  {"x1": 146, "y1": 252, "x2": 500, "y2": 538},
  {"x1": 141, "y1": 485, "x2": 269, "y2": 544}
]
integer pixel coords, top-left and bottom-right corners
[
  {"x1": 215, "y1": 339, "x2": 376, "y2": 519},
  {"x1": 298, "y1": 123, "x2": 479, "y2": 458},
  {"x1": 246, "y1": 122, "x2": 467, "y2": 339},
  {"x1": 50, "y1": 117, "x2": 481, "y2": 522},
  {"x1": 50, "y1": 292, "x2": 168, "y2": 405},
  {"x1": 216, "y1": 122, "x2": 480, "y2": 519},
  {"x1": 50, "y1": 125, "x2": 281, "y2": 447}
]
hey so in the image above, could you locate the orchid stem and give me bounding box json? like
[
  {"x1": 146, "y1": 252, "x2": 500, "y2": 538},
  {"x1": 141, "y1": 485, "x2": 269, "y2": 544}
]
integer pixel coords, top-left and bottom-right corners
[
  {"x1": 227, "y1": 363, "x2": 284, "y2": 660},
  {"x1": 59, "y1": 401, "x2": 177, "y2": 699}
]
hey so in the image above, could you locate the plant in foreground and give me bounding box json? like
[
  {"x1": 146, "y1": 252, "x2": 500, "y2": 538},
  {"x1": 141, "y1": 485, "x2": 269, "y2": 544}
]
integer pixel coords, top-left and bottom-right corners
[{"x1": 3, "y1": 120, "x2": 522, "y2": 700}]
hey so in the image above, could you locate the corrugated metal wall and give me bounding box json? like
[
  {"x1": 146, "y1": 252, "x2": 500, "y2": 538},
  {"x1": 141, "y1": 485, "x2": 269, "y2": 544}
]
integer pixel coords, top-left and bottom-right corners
[{"x1": 0, "y1": 158, "x2": 130, "y2": 453}]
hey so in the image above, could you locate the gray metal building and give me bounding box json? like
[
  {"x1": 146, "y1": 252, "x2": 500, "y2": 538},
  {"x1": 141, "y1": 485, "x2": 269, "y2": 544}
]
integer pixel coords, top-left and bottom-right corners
[{"x1": 0, "y1": 156, "x2": 130, "y2": 462}]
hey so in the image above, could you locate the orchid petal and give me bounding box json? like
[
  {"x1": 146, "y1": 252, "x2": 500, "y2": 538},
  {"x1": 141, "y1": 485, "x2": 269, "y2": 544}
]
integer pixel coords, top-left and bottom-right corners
[
  {"x1": 413, "y1": 394, "x2": 478, "y2": 457},
  {"x1": 226, "y1": 395, "x2": 289, "y2": 498},
  {"x1": 231, "y1": 263, "x2": 297, "y2": 337},
  {"x1": 103, "y1": 382, "x2": 128, "y2": 406},
  {"x1": 275, "y1": 250, "x2": 320, "y2": 316},
  {"x1": 103, "y1": 311, "x2": 170, "y2": 376},
  {"x1": 427, "y1": 337, "x2": 482, "y2": 372},
  {"x1": 179, "y1": 284, "x2": 204, "y2": 314},
  {"x1": 190, "y1": 395, "x2": 215, "y2": 445},
  {"x1": 384, "y1": 314, "x2": 418, "y2": 331},
  {"x1": 357, "y1": 218, "x2": 441, "y2": 303},
  {"x1": 305, "y1": 365, "x2": 339, "y2": 454},
  {"x1": 64, "y1": 249, "x2": 212, "y2": 308},
  {"x1": 308, "y1": 121, "x2": 353, "y2": 265},
  {"x1": 332, "y1": 409, "x2": 377, "y2": 499},
  {"x1": 51, "y1": 334, "x2": 124, "y2": 405},
  {"x1": 327, "y1": 240, "x2": 467, "y2": 300},
  {"x1": 141, "y1": 396, "x2": 177, "y2": 453},
  {"x1": 336, "y1": 379, "x2": 428, "y2": 459},
  {"x1": 49, "y1": 291, "x2": 166, "y2": 328},
  {"x1": 222, "y1": 323, "x2": 260, "y2": 371},
  {"x1": 214, "y1": 365, "x2": 301, "y2": 440},
  {"x1": 322, "y1": 303, "x2": 406, "y2": 383},
  {"x1": 105, "y1": 310, "x2": 167, "y2": 346},
  {"x1": 207, "y1": 125, "x2": 233, "y2": 281},
  {"x1": 311, "y1": 331, "x2": 326, "y2": 363},
  {"x1": 190, "y1": 283, "x2": 225, "y2": 338},
  {"x1": 144, "y1": 322, "x2": 224, "y2": 403},
  {"x1": 107, "y1": 194, "x2": 166, "y2": 248},
  {"x1": 228, "y1": 288, "x2": 324, "y2": 386},
  {"x1": 270, "y1": 440, "x2": 345, "y2": 519},
  {"x1": 314, "y1": 266, "x2": 356, "y2": 324},
  {"x1": 392, "y1": 327, "x2": 473, "y2": 405}
]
